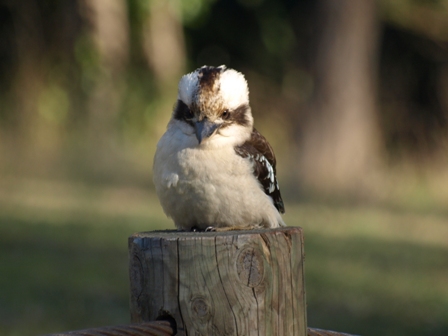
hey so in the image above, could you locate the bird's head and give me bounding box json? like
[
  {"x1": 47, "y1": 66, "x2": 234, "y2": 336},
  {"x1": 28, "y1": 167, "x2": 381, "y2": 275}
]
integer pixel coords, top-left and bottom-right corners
[{"x1": 173, "y1": 65, "x2": 254, "y2": 147}]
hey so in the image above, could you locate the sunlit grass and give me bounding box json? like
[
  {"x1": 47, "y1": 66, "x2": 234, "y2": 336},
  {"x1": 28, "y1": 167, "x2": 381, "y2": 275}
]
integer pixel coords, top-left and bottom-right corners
[
  {"x1": 0, "y1": 177, "x2": 447, "y2": 335},
  {"x1": 284, "y1": 203, "x2": 448, "y2": 336}
]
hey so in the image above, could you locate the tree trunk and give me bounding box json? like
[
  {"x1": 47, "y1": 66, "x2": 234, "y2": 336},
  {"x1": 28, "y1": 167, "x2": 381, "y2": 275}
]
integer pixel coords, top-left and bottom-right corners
[
  {"x1": 9, "y1": 0, "x2": 45, "y2": 142},
  {"x1": 129, "y1": 227, "x2": 307, "y2": 336},
  {"x1": 142, "y1": 0, "x2": 185, "y2": 89},
  {"x1": 79, "y1": 0, "x2": 129, "y2": 143},
  {"x1": 142, "y1": 0, "x2": 186, "y2": 138},
  {"x1": 300, "y1": 0, "x2": 381, "y2": 195}
]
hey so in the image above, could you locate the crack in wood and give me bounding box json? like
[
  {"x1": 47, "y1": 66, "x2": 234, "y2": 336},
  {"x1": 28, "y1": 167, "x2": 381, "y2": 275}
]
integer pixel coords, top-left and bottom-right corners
[
  {"x1": 176, "y1": 238, "x2": 187, "y2": 336},
  {"x1": 214, "y1": 236, "x2": 238, "y2": 334}
]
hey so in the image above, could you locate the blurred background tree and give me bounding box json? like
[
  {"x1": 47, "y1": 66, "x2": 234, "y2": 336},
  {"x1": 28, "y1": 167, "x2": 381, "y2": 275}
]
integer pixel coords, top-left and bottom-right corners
[
  {"x1": 300, "y1": 0, "x2": 381, "y2": 195},
  {"x1": 1, "y1": 0, "x2": 447, "y2": 201},
  {"x1": 0, "y1": 0, "x2": 448, "y2": 335}
]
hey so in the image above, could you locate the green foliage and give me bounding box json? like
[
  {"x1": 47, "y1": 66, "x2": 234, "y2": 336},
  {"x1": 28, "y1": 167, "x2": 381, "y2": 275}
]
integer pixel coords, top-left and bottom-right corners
[
  {"x1": 38, "y1": 85, "x2": 70, "y2": 125},
  {"x1": 379, "y1": 0, "x2": 448, "y2": 41},
  {"x1": 260, "y1": 16, "x2": 296, "y2": 57},
  {"x1": 179, "y1": 0, "x2": 217, "y2": 27},
  {"x1": 74, "y1": 34, "x2": 101, "y2": 93}
]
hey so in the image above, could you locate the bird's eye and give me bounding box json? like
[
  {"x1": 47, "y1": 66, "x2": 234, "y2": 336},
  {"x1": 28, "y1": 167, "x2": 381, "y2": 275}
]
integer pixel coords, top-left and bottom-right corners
[{"x1": 222, "y1": 109, "x2": 230, "y2": 120}]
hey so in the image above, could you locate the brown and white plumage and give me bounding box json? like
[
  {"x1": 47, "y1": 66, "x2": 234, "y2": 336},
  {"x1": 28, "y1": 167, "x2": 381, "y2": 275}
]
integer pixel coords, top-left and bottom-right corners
[{"x1": 153, "y1": 65, "x2": 285, "y2": 231}]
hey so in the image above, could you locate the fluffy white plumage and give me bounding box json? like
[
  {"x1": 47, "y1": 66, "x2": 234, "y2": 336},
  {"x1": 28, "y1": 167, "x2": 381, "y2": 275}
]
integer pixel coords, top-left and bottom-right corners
[
  {"x1": 153, "y1": 65, "x2": 285, "y2": 231},
  {"x1": 177, "y1": 72, "x2": 198, "y2": 107}
]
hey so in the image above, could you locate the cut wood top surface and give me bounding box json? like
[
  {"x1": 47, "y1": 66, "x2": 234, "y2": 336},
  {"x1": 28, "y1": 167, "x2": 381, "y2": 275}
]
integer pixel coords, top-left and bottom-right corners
[{"x1": 130, "y1": 226, "x2": 303, "y2": 239}]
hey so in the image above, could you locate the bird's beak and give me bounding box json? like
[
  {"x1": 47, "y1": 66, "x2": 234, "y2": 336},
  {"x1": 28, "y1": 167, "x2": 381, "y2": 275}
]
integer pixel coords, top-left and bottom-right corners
[{"x1": 195, "y1": 118, "x2": 220, "y2": 144}]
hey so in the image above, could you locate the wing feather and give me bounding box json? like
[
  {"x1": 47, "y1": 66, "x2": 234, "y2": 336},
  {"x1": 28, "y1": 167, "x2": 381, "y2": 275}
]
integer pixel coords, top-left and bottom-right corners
[{"x1": 235, "y1": 128, "x2": 285, "y2": 213}]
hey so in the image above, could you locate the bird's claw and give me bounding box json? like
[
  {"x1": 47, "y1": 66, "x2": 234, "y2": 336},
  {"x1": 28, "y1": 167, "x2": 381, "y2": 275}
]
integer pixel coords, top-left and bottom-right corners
[{"x1": 190, "y1": 226, "x2": 216, "y2": 232}]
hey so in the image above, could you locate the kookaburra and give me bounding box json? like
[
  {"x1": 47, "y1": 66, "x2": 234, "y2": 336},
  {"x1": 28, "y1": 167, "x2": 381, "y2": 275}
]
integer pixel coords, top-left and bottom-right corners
[{"x1": 153, "y1": 65, "x2": 285, "y2": 231}]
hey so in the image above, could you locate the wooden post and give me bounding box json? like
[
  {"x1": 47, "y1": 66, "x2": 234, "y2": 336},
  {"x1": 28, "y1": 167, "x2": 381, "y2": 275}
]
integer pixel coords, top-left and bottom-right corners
[{"x1": 128, "y1": 227, "x2": 307, "y2": 336}]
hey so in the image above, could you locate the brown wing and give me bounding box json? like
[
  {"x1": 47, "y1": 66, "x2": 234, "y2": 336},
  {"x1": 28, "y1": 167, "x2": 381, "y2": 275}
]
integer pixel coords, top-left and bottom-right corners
[{"x1": 235, "y1": 128, "x2": 285, "y2": 213}]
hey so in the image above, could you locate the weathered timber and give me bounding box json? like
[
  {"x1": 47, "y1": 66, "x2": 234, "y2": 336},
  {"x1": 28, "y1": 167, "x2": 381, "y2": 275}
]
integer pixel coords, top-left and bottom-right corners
[
  {"x1": 45, "y1": 324, "x2": 358, "y2": 336},
  {"x1": 129, "y1": 227, "x2": 306, "y2": 336},
  {"x1": 45, "y1": 321, "x2": 174, "y2": 336},
  {"x1": 307, "y1": 328, "x2": 359, "y2": 336}
]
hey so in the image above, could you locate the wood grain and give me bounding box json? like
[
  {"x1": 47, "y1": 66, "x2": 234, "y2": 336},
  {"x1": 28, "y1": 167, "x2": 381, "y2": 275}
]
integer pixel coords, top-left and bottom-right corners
[{"x1": 129, "y1": 227, "x2": 306, "y2": 336}]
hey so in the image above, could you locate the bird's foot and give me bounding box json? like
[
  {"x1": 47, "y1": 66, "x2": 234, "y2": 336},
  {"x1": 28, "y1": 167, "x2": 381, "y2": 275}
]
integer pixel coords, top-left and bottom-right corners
[
  {"x1": 190, "y1": 225, "x2": 260, "y2": 232},
  {"x1": 206, "y1": 225, "x2": 259, "y2": 232},
  {"x1": 190, "y1": 226, "x2": 214, "y2": 232}
]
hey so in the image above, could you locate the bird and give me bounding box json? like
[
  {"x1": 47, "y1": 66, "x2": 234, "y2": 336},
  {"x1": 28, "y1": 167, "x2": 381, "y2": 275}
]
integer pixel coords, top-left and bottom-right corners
[{"x1": 153, "y1": 65, "x2": 285, "y2": 231}]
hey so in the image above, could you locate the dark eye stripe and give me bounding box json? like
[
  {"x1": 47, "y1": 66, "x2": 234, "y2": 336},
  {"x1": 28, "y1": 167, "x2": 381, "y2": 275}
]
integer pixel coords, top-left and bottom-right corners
[
  {"x1": 173, "y1": 100, "x2": 193, "y2": 121},
  {"x1": 231, "y1": 104, "x2": 251, "y2": 126}
]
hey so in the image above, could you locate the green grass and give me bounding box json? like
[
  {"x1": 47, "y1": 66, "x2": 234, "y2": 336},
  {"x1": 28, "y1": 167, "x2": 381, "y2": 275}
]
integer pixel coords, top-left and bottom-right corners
[
  {"x1": 284, "y1": 204, "x2": 448, "y2": 336},
  {"x1": 0, "y1": 178, "x2": 447, "y2": 335}
]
